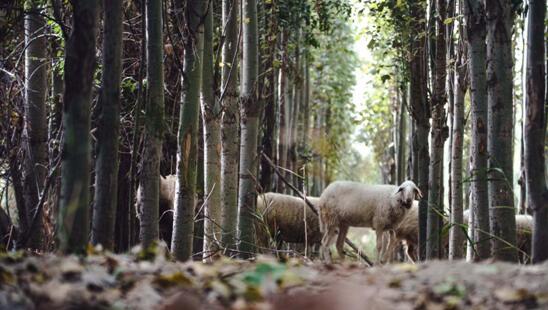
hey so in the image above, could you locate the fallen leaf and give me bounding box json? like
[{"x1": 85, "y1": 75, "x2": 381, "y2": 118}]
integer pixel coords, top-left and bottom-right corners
[
  {"x1": 494, "y1": 287, "x2": 531, "y2": 302},
  {"x1": 153, "y1": 272, "x2": 193, "y2": 288},
  {"x1": 393, "y1": 263, "x2": 418, "y2": 273}
]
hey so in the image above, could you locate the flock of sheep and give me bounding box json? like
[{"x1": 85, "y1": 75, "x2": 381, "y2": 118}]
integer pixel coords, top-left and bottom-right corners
[{"x1": 138, "y1": 176, "x2": 534, "y2": 264}]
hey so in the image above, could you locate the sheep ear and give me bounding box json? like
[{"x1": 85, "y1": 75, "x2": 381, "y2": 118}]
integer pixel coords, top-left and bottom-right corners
[{"x1": 414, "y1": 188, "x2": 423, "y2": 199}]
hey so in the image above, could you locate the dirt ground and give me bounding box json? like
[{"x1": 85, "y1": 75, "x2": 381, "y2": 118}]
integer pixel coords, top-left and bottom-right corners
[{"x1": 1, "y1": 248, "x2": 547, "y2": 310}]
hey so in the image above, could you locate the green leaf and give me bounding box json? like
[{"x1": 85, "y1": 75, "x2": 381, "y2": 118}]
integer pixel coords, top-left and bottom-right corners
[{"x1": 443, "y1": 17, "x2": 455, "y2": 25}]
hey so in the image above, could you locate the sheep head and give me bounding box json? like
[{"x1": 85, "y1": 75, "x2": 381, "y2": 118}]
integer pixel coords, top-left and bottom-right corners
[{"x1": 394, "y1": 180, "x2": 423, "y2": 209}]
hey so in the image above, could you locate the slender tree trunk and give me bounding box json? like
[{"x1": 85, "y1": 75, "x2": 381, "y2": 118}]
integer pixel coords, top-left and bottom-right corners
[
  {"x1": 220, "y1": 0, "x2": 240, "y2": 252},
  {"x1": 409, "y1": 0, "x2": 430, "y2": 261},
  {"x1": 290, "y1": 90, "x2": 301, "y2": 188},
  {"x1": 449, "y1": 32, "x2": 467, "y2": 259},
  {"x1": 397, "y1": 85, "x2": 407, "y2": 185},
  {"x1": 194, "y1": 115, "x2": 205, "y2": 258},
  {"x1": 446, "y1": 0, "x2": 456, "y2": 222},
  {"x1": 91, "y1": 0, "x2": 123, "y2": 250},
  {"x1": 128, "y1": 0, "x2": 147, "y2": 248},
  {"x1": 172, "y1": 0, "x2": 205, "y2": 261},
  {"x1": 426, "y1": 0, "x2": 447, "y2": 260},
  {"x1": 276, "y1": 32, "x2": 289, "y2": 193},
  {"x1": 237, "y1": 0, "x2": 259, "y2": 258},
  {"x1": 58, "y1": 0, "x2": 98, "y2": 253},
  {"x1": 524, "y1": 0, "x2": 548, "y2": 264},
  {"x1": 300, "y1": 54, "x2": 310, "y2": 192},
  {"x1": 311, "y1": 107, "x2": 323, "y2": 196},
  {"x1": 519, "y1": 21, "x2": 527, "y2": 215},
  {"x1": 23, "y1": 0, "x2": 48, "y2": 250},
  {"x1": 258, "y1": 0, "x2": 277, "y2": 193},
  {"x1": 289, "y1": 38, "x2": 302, "y2": 187},
  {"x1": 48, "y1": 33, "x2": 64, "y2": 248},
  {"x1": 410, "y1": 118, "x2": 418, "y2": 182},
  {"x1": 485, "y1": 0, "x2": 517, "y2": 262},
  {"x1": 8, "y1": 133, "x2": 28, "y2": 241},
  {"x1": 138, "y1": 0, "x2": 164, "y2": 248},
  {"x1": 259, "y1": 75, "x2": 276, "y2": 192},
  {"x1": 466, "y1": 182, "x2": 476, "y2": 261},
  {"x1": 285, "y1": 80, "x2": 295, "y2": 191},
  {"x1": 201, "y1": 4, "x2": 222, "y2": 258},
  {"x1": 49, "y1": 43, "x2": 64, "y2": 157},
  {"x1": 464, "y1": 0, "x2": 490, "y2": 260}
]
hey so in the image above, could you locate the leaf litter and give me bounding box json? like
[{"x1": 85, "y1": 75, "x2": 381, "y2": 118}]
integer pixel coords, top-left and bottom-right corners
[{"x1": 1, "y1": 246, "x2": 548, "y2": 309}]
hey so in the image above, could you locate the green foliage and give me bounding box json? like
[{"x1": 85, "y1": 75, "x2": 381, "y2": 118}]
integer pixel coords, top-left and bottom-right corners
[
  {"x1": 335, "y1": 147, "x2": 382, "y2": 183},
  {"x1": 352, "y1": 0, "x2": 430, "y2": 166},
  {"x1": 309, "y1": 17, "x2": 357, "y2": 177}
]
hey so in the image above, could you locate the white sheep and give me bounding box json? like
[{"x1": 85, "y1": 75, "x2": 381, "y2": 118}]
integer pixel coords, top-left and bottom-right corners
[
  {"x1": 256, "y1": 192, "x2": 321, "y2": 249},
  {"x1": 135, "y1": 174, "x2": 176, "y2": 243},
  {"x1": 463, "y1": 210, "x2": 532, "y2": 263},
  {"x1": 318, "y1": 180, "x2": 422, "y2": 264},
  {"x1": 515, "y1": 214, "x2": 533, "y2": 263},
  {"x1": 384, "y1": 201, "x2": 419, "y2": 263},
  {"x1": 385, "y1": 208, "x2": 534, "y2": 264}
]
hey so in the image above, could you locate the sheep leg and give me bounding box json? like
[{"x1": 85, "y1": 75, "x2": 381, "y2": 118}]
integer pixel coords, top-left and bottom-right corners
[
  {"x1": 376, "y1": 230, "x2": 386, "y2": 265},
  {"x1": 405, "y1": 243, "x2": 417, "y2": 264},
  {"x1": 335, "y1": 225, "x2": 349, "y2": 260},
  {"x1": 385, "y1": 231, "x2": 398, "y2": 263},
  {"x1": 320, "y1": 227, "x2": 338, "y2": 263}
]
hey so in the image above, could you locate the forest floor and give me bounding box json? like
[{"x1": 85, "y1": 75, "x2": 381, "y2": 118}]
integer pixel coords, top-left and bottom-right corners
[{"x1": 1, "y1": 246, "x2": 547, "y2": 310}]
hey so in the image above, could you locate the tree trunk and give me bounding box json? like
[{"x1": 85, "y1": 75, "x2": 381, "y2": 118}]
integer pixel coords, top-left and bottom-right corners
[
  {"x1": 410, "y1": 118, "x2": 418, "y2": 182},
  {"x1": 48, "y1": 32, "x2": 64, "y2": 249},
  {"x1": 194, "y1": 114, "x2": 205, "y2": 258},
  {"x1": 258, "y1": 0, "x2": 277, "y2": 193},
  {"x1": 464, "y1": 0, "x2": 490, "y2": 260},
  {"x1": 237, "y1": 0, "x2": 259, "y2": 258},
  {"x1": 172, "y1": 0, "x2": 205, "y2": 261},
  {"x1": 8, "y1": 135, "x2": 28, "y2": 241},
  {"x1": 276, "y1": 32, "x2": 289, "y2": 193},
  {"x1": 286, "y1": 81, "x2": 296, "y2": 191},
  {"x1": 397, "y1": 85, "x2": 407, "y2": 185},
  {"x1": 408, "y1": 0, "x2": 430, "y2": 261},
  {"x1": 128, "y1": 0, "x2": 147, "y2": 249},
  {"x1": 524, "y1": 0, "x2": 548, "y2": 264},
  {"x1": 23, "y1": 0, "x2": 48, "y2": 250},
  {"x1": 300, "y1": 54, "x2": 310, "y2": 192},
  {"x1": 220, "y1": 0, "x2": 240, "y2": 253},
  {"x1": 289, "y1": 39, "x2": 302, "y2": 188},
  {"x1": 311, "y1": 107, "x2": 324, "y2": 197},
  {"x1": 259, "y1": 73, "x2": 276, "y2": 192},
  {"x1": 449, "y1": 32, "x2": 467, "y2": 260},
  {"x1": 466, "y1": 183, "x2": 476, "y2": 261},
  {"x1": 446, "y1": 0, "x2": 456, "y2": 221},
  {"x1": 485, "y1": 0, "x2": 517, "y2": 262},
  {"x1": 58, "y1": 0, "x2": 98, "y2": 253},
  {"x1": 201, "y1": 4, "x2": 222, "y2": 258},
  {"x1": 426, "y1": 0, "x2": 447, "y2": 260},
  {"x1": 91, "y1": 0, "x2": 123, "y2": 250},
  {"x1": 138, "y1": 0, "x2": 165, "y2": 248}
]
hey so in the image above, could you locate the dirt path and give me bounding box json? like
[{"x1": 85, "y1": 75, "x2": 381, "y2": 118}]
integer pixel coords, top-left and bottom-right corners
[{"x1": 276, "y1": 261, "x2": 548, "y2": 310}]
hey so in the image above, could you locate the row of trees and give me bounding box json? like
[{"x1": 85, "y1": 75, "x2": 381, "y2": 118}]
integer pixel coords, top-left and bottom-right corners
[
  {"x1": 0, "y1": 0, "x2": 356, "y2": 259},
  {"x1": 364, "y1": 0, "x2": 546, "y2": 263},
  {"x1": 0, "y1": 0, "x2": 544, "y2": 264}
]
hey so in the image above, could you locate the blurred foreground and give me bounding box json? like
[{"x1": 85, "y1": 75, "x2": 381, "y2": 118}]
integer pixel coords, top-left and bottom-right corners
[{"x1": 1, "y1": 245, "x2": 547, "y2": 310}]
